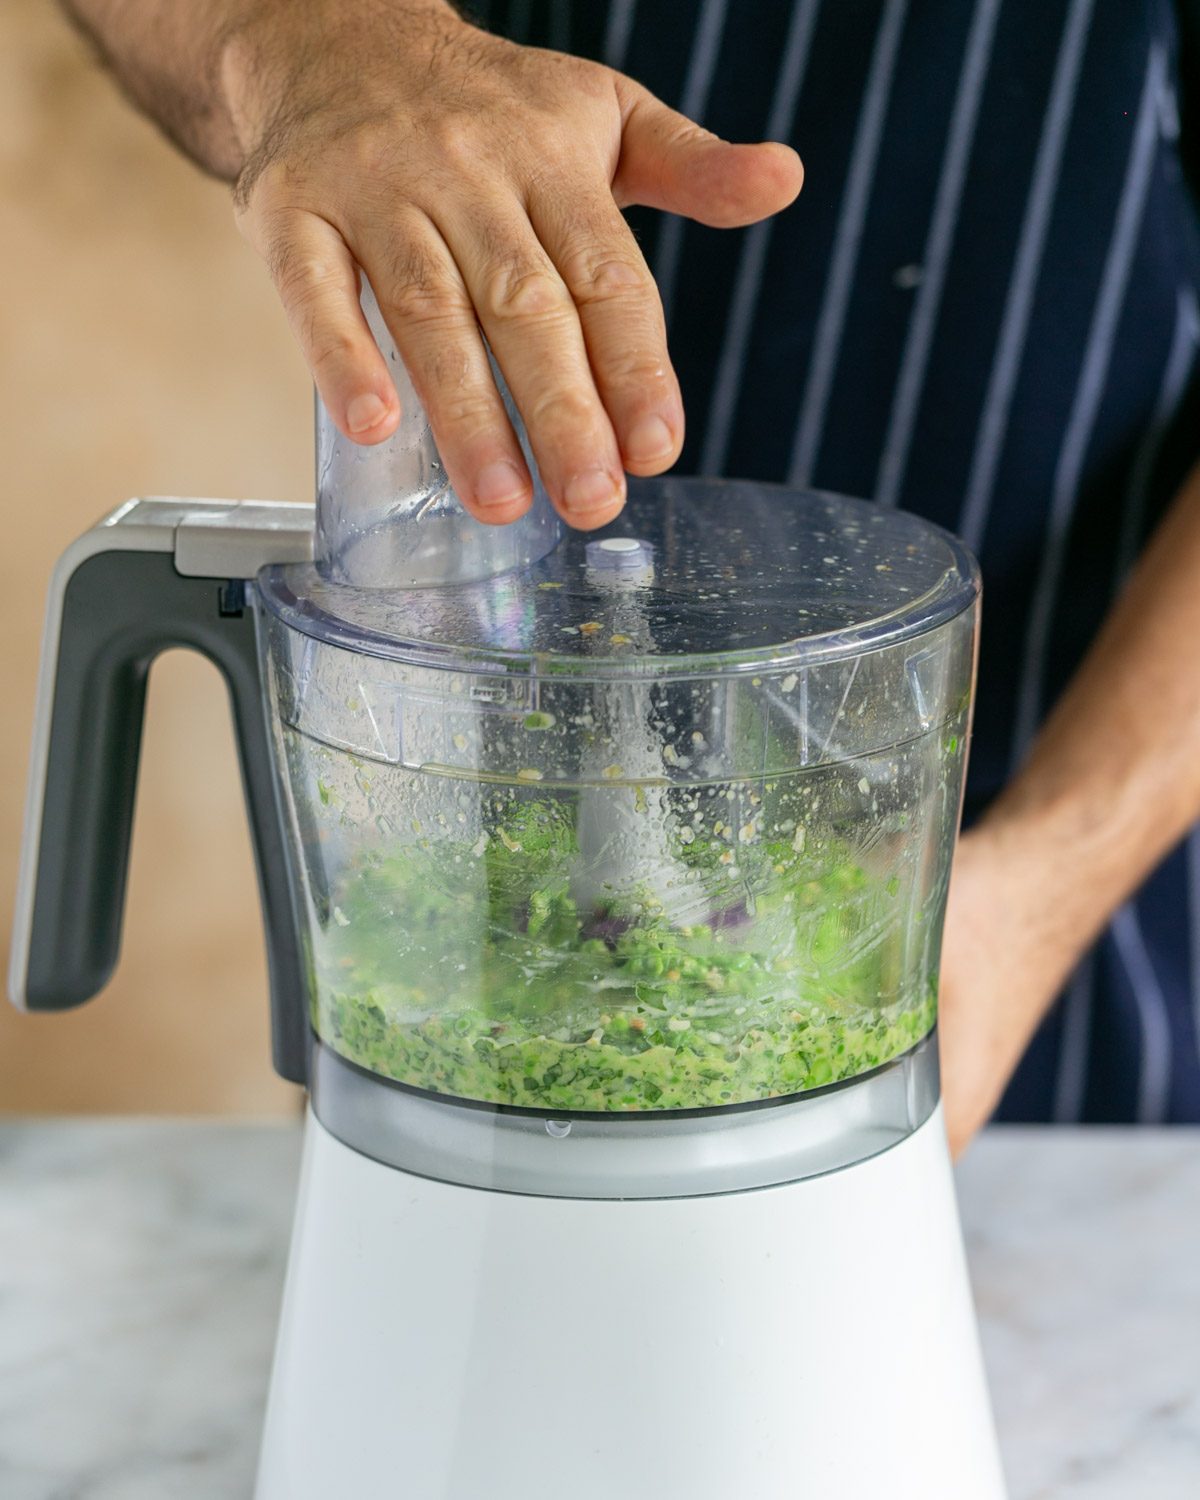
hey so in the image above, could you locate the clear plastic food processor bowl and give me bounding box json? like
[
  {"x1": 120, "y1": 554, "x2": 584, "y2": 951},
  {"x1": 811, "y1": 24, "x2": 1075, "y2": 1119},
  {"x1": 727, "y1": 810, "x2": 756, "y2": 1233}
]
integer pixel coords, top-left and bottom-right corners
[{"x1": 256, "y1": 479, "x2": 977, "y2": 1115}]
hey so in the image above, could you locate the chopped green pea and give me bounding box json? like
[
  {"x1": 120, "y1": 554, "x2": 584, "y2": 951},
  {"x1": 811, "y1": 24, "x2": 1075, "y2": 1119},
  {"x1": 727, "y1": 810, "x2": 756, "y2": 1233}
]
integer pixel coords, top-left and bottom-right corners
[{"x1": 310, "y1": 794, "x2": 939, "y2": 1112}]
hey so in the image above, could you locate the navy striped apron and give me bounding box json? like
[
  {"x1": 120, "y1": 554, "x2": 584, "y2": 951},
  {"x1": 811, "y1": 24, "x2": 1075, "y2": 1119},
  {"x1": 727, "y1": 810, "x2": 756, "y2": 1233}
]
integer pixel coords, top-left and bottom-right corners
[{"x1": 476, "y1": 0, "x2": 1200, "y2": 1125}]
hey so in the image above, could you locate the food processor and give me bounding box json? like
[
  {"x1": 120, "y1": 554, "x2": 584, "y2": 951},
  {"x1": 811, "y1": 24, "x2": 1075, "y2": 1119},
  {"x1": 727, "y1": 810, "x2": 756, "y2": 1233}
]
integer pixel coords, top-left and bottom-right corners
[{"x1": 10, "y1": 322, "x2": 1006, "y2": 1497}]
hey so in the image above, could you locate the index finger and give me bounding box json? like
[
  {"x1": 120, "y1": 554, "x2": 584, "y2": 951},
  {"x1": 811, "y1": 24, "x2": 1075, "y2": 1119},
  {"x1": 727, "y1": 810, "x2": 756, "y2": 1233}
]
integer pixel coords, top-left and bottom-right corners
[{"x1": 240, "y1": 203, "x2": 400, "y2": 444}]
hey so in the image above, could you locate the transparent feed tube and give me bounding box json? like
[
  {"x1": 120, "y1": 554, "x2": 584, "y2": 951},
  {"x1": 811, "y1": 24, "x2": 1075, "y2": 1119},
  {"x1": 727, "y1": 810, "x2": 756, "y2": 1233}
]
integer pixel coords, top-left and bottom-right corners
[
  {"x1": 315, "y1": 284, "x2": 560, "y2": 589},
  {"x1": 259, "y1": 602, "x2": 976, "y2": 1114}
]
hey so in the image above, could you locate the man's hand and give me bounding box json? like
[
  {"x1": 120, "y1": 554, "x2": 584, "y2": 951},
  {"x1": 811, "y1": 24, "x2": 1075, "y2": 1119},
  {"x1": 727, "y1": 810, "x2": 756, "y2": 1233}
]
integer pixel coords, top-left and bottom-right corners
[
  {"x1": 937, "y1": 822, "x2": 1079, "y2": 1157},
  {"x1": 938, "y1": 457, "x2": 1200, "y2": 1154},
  {"x1": 214, "y1": 1, "x2": 801, "y2": 527}
]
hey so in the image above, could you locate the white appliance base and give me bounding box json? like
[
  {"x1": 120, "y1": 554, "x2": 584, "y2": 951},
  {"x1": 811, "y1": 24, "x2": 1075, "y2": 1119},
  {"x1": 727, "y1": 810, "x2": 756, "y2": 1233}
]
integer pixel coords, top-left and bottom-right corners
[{"x1": 257, "y1": 1104, "x2": 1006, "y2": 1500}]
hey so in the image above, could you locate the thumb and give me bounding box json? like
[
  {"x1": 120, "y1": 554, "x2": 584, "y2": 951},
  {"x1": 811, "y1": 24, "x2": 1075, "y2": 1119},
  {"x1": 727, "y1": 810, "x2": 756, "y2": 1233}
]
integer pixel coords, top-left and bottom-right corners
[{"x1": 612, "y1": 80, "x2": 803, "y2": 228}]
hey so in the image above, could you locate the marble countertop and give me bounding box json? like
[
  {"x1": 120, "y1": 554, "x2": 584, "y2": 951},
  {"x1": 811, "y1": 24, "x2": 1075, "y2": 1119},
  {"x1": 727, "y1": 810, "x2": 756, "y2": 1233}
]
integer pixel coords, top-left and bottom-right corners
[{"x1": 0, "y1": 1122, "x2": 1196, "y2": 1499}]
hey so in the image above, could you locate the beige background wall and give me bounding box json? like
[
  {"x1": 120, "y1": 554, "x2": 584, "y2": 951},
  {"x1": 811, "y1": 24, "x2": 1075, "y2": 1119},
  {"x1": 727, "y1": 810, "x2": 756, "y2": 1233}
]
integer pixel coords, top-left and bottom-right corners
[{"x1": 1, "y1": 1, "x2": 312, "y2": 1112}]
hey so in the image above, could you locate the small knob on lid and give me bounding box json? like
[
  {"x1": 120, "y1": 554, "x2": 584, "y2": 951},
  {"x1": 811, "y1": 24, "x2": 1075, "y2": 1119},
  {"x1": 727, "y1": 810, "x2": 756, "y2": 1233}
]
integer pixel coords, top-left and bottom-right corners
[{"x1": 585, "y1": 536, "x2": 654, "y2": 571}]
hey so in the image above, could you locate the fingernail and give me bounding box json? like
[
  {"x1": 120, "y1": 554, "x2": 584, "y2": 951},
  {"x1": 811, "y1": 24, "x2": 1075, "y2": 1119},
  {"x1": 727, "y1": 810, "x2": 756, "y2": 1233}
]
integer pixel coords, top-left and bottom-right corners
[
  {"x1": 346, "y1": 393, "x2": 389, "y2": 434},
  {"x1": 475, "y1": 460, "x2": 529, "y2": 509},
  {"x1": 625, "y1": 415, "x2": 675, "y2": 466},
  {"x1": 565, "y1": 469, "x2": 623, "y2": 514}
]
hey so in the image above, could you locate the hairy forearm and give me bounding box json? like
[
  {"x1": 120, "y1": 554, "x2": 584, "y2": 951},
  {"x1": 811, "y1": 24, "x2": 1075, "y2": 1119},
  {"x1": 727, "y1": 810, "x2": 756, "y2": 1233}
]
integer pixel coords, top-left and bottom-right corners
[
  {"x1": 59, "y1": 0, "x2": 460, "y2": 181},
  {"x1": 982, "y1": 457, "x2": 1200, "y2": 996},
  {"x1": 61, "y1": 0, "x2": 253, "y2": 177}
]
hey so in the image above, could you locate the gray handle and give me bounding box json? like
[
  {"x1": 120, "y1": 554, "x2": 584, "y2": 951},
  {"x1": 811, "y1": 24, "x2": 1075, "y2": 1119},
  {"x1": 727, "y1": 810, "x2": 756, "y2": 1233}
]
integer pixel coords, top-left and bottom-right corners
[{"x1": 9, "y1": 500, "x2": 315, "y2": 1084}]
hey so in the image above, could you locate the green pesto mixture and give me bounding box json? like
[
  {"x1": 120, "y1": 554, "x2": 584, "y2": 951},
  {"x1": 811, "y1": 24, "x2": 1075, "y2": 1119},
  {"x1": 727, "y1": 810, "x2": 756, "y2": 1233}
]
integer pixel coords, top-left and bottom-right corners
[{"x1": 312, "y1": 797, "x2": 937, "y2": 1112}]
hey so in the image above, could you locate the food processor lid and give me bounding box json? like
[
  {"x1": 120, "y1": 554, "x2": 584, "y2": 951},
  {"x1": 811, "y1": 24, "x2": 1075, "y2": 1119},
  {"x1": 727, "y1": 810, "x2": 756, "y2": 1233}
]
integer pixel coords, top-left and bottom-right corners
[{"x1": 257, "y1": 479, "x2": 978, "y2": 677}]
